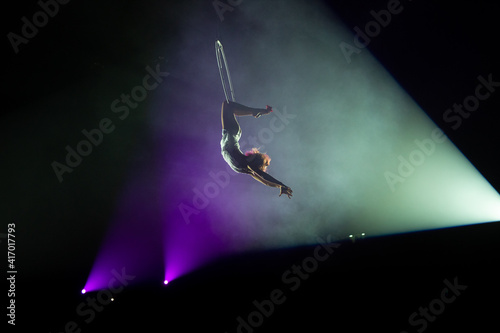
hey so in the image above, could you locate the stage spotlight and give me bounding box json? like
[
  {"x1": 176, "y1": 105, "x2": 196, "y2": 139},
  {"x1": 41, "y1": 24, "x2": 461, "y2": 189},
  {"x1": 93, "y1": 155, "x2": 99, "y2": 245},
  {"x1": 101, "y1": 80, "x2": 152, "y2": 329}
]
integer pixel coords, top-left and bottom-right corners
[
  {"x1": 163, "y1": 280, "x2": 169, "y2": 285},
  {"x1": 81, "y1": 289, "x2": 86, "y2": 294}
]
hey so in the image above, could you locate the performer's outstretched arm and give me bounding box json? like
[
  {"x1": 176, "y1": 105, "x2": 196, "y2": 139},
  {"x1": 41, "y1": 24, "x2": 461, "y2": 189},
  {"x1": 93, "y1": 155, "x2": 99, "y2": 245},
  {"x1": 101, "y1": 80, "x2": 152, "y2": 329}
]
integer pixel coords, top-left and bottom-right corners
[{"x1": 248, "y1": 166, "x2": 293, "y2": 198}]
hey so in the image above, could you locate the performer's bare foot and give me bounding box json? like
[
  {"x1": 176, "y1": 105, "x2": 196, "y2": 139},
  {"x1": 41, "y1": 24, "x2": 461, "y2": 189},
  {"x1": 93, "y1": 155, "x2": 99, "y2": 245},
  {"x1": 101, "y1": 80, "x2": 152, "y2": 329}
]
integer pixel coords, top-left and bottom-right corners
[{"x1": 254, "y1": 105, "x2": 273, "y2": 118}]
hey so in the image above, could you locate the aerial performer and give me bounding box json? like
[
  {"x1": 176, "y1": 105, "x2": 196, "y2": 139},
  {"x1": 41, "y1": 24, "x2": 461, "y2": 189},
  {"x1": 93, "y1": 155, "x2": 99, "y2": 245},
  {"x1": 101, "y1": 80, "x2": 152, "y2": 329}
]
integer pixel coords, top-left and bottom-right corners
[
  {"x1": 216, "y1": 40, "x2": 292, "y2": 198},
  {"x1": 220, "y1": 101, "x2": 293, "y2": 198}
]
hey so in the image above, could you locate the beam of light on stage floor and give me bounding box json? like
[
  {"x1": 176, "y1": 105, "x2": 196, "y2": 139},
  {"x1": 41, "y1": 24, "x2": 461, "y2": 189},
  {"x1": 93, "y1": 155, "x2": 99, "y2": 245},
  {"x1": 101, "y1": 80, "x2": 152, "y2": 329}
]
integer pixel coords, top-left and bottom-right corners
[{"x1": 82, "y1": 169, "x2": 165, "y2": 292}]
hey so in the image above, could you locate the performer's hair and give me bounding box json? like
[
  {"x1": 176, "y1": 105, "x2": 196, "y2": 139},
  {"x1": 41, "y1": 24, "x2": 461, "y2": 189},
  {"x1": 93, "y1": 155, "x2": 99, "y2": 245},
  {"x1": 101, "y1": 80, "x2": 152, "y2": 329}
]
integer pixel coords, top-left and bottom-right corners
[{"x1": 245, "y1": 148, "x2": 270, "y2": 172}]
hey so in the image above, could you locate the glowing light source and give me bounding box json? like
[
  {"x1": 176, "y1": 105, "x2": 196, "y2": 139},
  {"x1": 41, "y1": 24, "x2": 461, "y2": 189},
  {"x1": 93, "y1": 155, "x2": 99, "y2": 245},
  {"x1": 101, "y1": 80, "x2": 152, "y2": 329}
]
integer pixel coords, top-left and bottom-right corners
[
  {"x1": 81, "y1": 289, "x2": 86, "y2": 294},
  {"x1": 163, "y1": 279, "x2": 169, "y2": 285}
]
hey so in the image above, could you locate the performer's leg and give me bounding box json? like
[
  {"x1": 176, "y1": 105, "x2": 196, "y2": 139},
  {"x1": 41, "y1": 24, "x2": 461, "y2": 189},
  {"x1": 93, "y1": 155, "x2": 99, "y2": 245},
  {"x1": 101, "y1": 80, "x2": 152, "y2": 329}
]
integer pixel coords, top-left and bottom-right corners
[
  {"x1": 229, "y1": 101, "x2": 268, "y2": 117},
  {"x1": 221, "y1": 101, "x2": 272, "y2": 134},
  {"x1": 221, "y1": 101, "x2": 241, "y2": 135}
]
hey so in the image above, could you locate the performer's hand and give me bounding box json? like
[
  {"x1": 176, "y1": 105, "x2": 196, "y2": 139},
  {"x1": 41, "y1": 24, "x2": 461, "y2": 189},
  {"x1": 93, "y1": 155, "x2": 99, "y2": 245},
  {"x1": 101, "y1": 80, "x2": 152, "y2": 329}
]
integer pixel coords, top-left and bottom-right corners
[{"x1": 279, "y1": 186, "x2": 293, "y2": 199}]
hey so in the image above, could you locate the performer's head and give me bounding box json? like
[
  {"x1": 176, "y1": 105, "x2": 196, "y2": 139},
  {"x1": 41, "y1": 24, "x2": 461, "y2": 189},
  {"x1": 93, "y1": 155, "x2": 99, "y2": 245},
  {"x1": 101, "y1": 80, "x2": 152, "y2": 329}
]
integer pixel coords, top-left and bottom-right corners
[{"x1": 245, "y1": 148, "x2": 271, "y2": 172}]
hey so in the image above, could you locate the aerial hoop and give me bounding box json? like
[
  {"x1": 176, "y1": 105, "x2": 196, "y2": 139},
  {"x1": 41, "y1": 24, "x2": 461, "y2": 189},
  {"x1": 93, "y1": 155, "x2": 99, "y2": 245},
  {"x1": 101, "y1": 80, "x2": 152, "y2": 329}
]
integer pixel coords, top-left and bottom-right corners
[{"x1": 215, "y1": 40, "x2": 236, "y2": 103}]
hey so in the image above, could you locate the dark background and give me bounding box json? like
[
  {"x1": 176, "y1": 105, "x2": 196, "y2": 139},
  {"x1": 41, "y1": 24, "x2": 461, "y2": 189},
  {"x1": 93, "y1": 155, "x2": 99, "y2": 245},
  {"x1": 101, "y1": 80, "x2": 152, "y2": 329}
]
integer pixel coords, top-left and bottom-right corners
[{"x1": 3, "y1": 0, "x2": 500, "y2": 332}]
